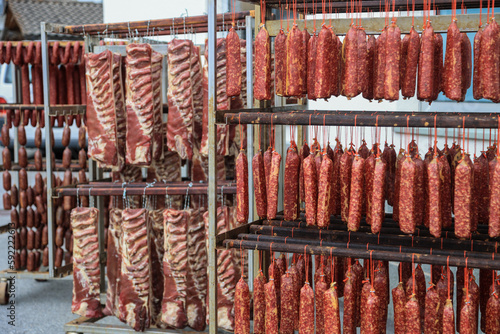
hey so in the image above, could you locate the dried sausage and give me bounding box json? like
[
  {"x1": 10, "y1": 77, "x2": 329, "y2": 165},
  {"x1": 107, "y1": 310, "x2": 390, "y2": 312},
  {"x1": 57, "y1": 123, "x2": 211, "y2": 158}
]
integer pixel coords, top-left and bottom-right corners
[
  {"x1": 324, "y1": 283, "x2": 341, "y2": 334},
  {"x1": 402, "y1": 27, "x2": 420, "y2": 98},
  {"x1": 299, "y1": 142, "x2": 310, "y2": 203},
  {"x1": 18, "y1": 146, "x2": 27, "y2": 168},
  {"x1": 405, "y1": 295, "x2": 421, "y2": 334},
  {"x1": 365, "y1": 154, "x2": 376, "y2": 225},
  {"x1": 253, "y1": 272, "x2": 266, "y2": 334},
  {"x1": 373, "y1": 263, "x2": 389, "y2": 332},
  {"x1": 1, "y1": 124, "x2": 9, "y2": 147},
  {"x1": 265, "y1": 279, "x2": 278, "y2": 334},
  {"x1": 299, "y1": 283, "x2": 314, "y2": 334},
  {"x1": 79, "y1": 126, "x2": 86, "y2": 148},
  {"x1": 280, "y1": 274, "x2": 294, "y2": 334},
  {"x1": 317, "y1": 154, "x2": 333, "y2": 228},
  {"x1": 226, "y1": 28, "x2": 241, "y2": 97},
  {"x1": 370, "y1": 157, "x2": 386, "y2": 233},
  {"x1": 332, "y1": 143, "x2": 343, "y2": 215},
  {"x1": 3, "y1": 192, "x2": 10, "y2": 210},
  {"x1": 19, "y1": 168, "x2": 27, "y2": 190},
  {"x1": 363, "y1": 35, "x2": 376, "y2": 100},
  {"x1": 343, "y1": 27, "x2": 360, "y2": 98},
  {"x1": 357, "y1": 28, "x2": 368, "y2": 95},
  {"x1": 302, "y1": 29, "x2": 310, "y2": 95},
  {"x1": 286, "y1": 25, "x2": 305, "y2": 96},
  {"x1": 352, "y1": 261, "x2": 363, "y2": 326},
  {"x1": 234, "y1": 159, "x2": 249, "y2": 228},
  {"x1": 55, "y1": 247, "x2": 63, "y2": 268},
  {"x1": 10, "y1": 184, "x2": 18, "y2": 207},
  {"x1": 253, "y1": 25, "x2": 271, "y2": 100},
  {"x1": 443, "y1": 20, "x2": 463, "y2": 101},
  {"x1": 455, "y1": 158, "x2": 472, "y2": 238},
  {"x1": 267, "y1": 151, "x2": 281, "y2": 220},
  {"x1": 400, "y1": 34, "x2": 409, "y2": 91},
  {"x1": 314, "y1": 26, "x2": 333, "y2": 99},
  {"x1": 343, "y1": 271, "x2": 356, "y2": 334},
  {"x1": 384, "y1": 23, "x2": 401, "y2": 101},
  {"x1": 428, "y1": 157, "x2": 443, "y2": 237},
  {"x1": 3, "y1": 147, "x2": 11, "y2": 170},
  {"x1": 363, "y1": 290, "x2": 380, "y2": 334},
  {"x1": 264, "y1": 147, "x2": 272, "y2": 190},
  {"x1": 284, "y1": 144, "x2": 300, "y2": 220},
  {"x1": 340, "y1": 151, "x2": 353, "y2": 222},
  {"x1": 489, "y1": 157, "x2": 500, "y2": 237},
  {"x1": 480, "y1": 20, "x2": 500, "y2": 102},
  {"x1": 486, "y1": 291, "x2": 500, "y2": 333},
  {"x1": 330, "y1": 31, "x2": 342, "y2": 97},
  {"x1": 413, "y1": 156, "x2": 425, "y2": 226},
  {"x1": 415, "y1": 265, "x2": 426, "y2": 327},
  {"x1": 315, "y1": 277, "x2": 327, "y2": 334},
  {"x1": 275, "y1": 29, "x2": 287, "y2": 97},
  {"x1": 417, "y1": 25, "x2": 435, "y2": 101},
  {"x1": 348, "y1": 155, "x2": 365, "y2": 231},
  {"x1": 392, "y1": 282, "x2": 406, "y2": 334},
  {"x1": 234, "y1": 278, "x2": 250, "y2": 334},
  {"x1": 460, "y1": 33, "x2": 472, "y2": 101},
  {"x1": 62, "y1": 125, "x2": 70, "y2": 147},
  {"x1": 303, "y1": 154, "x2": 318, "y2": 226},
  {"x1": 3, "y1": 171, "x2": 10, "y2": 191},
  {"x1": 479, "y1": 270, "x2": 493, "y2": 331},
  {"x1": 425, "y1": 284, "x2": 442, "y2": 333},
  {"x1": 399, "y1": 156, "x2": 417, "y2": 234},
  {"x1": 373, "y1": 29, "x2": 387, "y2": 100},
  {"x1": 252, "y1": 150, "x2": 267, "y2": 219}
]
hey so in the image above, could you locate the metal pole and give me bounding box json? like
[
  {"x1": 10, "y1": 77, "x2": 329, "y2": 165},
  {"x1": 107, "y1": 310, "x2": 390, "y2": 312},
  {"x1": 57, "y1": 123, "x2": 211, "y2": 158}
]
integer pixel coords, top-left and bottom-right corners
[
  {"x1": 40, "y1": 22, "x2": 55, "y2": 278},
  {"x1": 207, "y1": 1, "x2": 218, "y2": 333},
  {"x1": 245, "y1": 14, "x2": 254, "y2": 289}
]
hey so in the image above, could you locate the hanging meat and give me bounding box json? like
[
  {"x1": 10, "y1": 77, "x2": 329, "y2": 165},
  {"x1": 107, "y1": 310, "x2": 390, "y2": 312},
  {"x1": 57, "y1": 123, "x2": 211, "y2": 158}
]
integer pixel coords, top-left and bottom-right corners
[
  {"x1": 479, "y1": 19, "x2": 500, "y2": 102},
  {"x1": 384, "y1": 21, "x2": 401, "y2": 101},
  {"x1": 103, "y1": 209, "x2": 122, "y2": 318},
  {"x1": 401, "y1": 27, "x2": 420, "y2": 98},
  {"x1": 417, "y1": 24, "x2": 435, "y2": 101},
  {"x1": 343, "y1": 27, "x2": 360, "y2": 98},
  {"x1": 286, "y1": 24, "x2": 306, "y2": 97},
  {"x1": 314, "y1": 25, "x2": 334, "y2": 99},
  {"x1": 71, "y1": 207, "x2": 103, "y2": 318},
  {"x1": 85, "y1": 50, "x2": 125, "y2": 168},
  {"x1": 443, "y1": 20, "x2": 466, "y2": 101},
  {"x1": 226, "y1": 27, "x2": 241, "y2": 97},
  {"x1": 254, "y1": 25, "x2": 272, "y2": 100}
]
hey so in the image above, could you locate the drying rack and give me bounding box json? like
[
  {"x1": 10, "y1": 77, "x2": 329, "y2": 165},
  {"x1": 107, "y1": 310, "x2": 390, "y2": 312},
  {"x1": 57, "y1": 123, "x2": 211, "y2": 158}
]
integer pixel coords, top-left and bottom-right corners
[{"x1": 40, "y1": 10, "x2": 255, "y2": 334}]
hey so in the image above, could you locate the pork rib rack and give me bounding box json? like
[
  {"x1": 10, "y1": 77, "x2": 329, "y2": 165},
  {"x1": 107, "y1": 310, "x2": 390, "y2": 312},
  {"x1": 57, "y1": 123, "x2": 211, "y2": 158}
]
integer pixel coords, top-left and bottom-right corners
[{"x1": 71, "y1": 207, "x2": 103, "y2": 318}]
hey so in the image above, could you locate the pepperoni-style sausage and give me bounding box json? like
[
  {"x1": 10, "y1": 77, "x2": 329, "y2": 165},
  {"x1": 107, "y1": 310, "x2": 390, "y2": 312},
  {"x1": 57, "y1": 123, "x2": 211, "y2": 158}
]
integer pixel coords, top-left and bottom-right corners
[
  {"x1": 393, "y1": 149, "x2": 405, "y2": 221},
  {"x1": 363, "y1": 35, "x2": 376, "y2": 100},
  {"x1": 253, "y1": 150, "x2": 267, "y2": 219},
  {"x1": 340, "y1": 151, "x2": 353, "y2": 222},
  {"x1": 285, "y1": 25, "x2": 306, "y2": 97},
  {"x1": 288, "y1": 263, "x2": 300, "y2": 331},
  {"x1": 392, "y1": 282, "x2": 406, "y2": 334},
  {"x1": 265, "y1": 279, "x2": 278, "y2": 334},
  {"x1": 357, "y1": 28, "x2": 368, "y2": 95},
  {"x1": 460, "y1": 33, "x2": 472, "y2": 101},
  {"x1": 343, "y1": 27, "x2": 359, "y2": 98},
  {"x1": 302, "y1": 29, "x2": 309, "y2": 95},
  {"x1": 253, "y1": 271, "x2": 266, "y2": 334},
  {"x1": 348, "y1": 155, "x2": 365, "y2": 232},
  {"x1": 413, "y1": 156, "x2": 425, "y2": 227},
  {"x1": 384, "y1": 23, "x2": 401, "y2": 101},
  {"x1": 402, "y1": 27, "x2": 420, "y2": 98},
  {"x1": 480, "y1": 20, "x2": 500, "y2": 102},
  {"x1": 428, "y1": 157, "x2": 443, "y2": 237},
  {"x1": 455, "y1": 158, "x2": 472, "y2": 238},
  {"x1": 284, "y1": 144, "x2": 300, "y2": 221},
  {"x1": 363, "y1": 290, "x2": 380, "y2": 334},
  {"x1": 399, "y1": 156, "x2": 417, "y2": 234},
  {"x1": 299, "y1": 283, "x2": 314, "y2": 334},
  {"x1": 303, "y1": 154, "x2": 318, "y2": 226},
  {"x1": 381, "y1": 143, "x2": 396, "y2": 206},
  {"x1": 267, "y1": 151, "x2": 281, "y2": 220},
  {"x1": 280, "y1": 273, "x2": 294, "y2": 334},
  {"x1": 443, "y1": 20, "x2": 463, "y2": 101},
  {"x1": 317, "y1": 154, "x2": 333, "y2": 228},
  {"x1": 489, "y1": 157, "x2": 500, "y2": 237},
  {"x1": 371, "y1": 157, "x2": 386, "y2": 234},
  {"x1": 314, "y1": 25, "x2": 334, "y2": 99},
  {"x1": 275, "y1": 29, "x2": 287, "y2": 97},
  {"x1": 373, "y1": 264, "x2": 389, "y2": 332},
  {"x1": 236, "y1": 150, "x2": 248, "y2": 224},
  {"x1": 234, "y1": 278, "x2": 250, "y2": 334},
  {"x1": 226, "y1": 28, "x2": 241, "y2": 97}
]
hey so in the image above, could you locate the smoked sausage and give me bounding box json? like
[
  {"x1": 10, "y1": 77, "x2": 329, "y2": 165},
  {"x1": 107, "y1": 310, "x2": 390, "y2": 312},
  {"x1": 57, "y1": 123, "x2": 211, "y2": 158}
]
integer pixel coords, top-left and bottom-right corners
[
  {"x1": 373, "y1": 29, "x2": 387, "y2": 100},
  {"x1": 343, "y1": 27, "x2": 360, "y2": 98},
  {"x1": 303, "y1": 154, "x2": 318, "y2": 226},
  {"x1": 480, "y1": 20, "x2": 500, "y2": 102},
  {"x1": 226, "y1": 27, "x2": 241, "y2": 97},
  {"x1": 286, "y1": 25, "x2": 305, "y2": 96},
  {"x1": 253, "y1": 25, "x2": 271, "y2": 100},
  {"x1": 384, "y1": 23, "x2": 401, "y2": 101},
  {"x1": 3, "y1": 171, "x2": 11, "y2": 191},
  {"x1": 340, "y1": 151, "x2": 353, "y2": 222},
  {"x1": 280, "y1": 273, "x2": 294, "y2": 334},
  {"x1": 299, "y1": 283, "x2": 314, "y2": 334},
  {"x1": 314, "y1": 25, "x2": 333, "y2": 99},
  {"x1": 324, "y1": 283, "x2": 341, "y2": 334},
  {"x1": 234, "y1": 278, "x2": 250, "y2": 334},
  {"x1": 348, "y1": 155, "x2": 365, "y2": 231},
  {"x1": 443, "y1": 20, "x2": 463, "y2": 101},
  {"x1": 370, "y1": 157, "x2": 386, "y2": 234},
  {"x1": 399, "y1": 156, "x2": 417, "y2": 234},
  {"x1": 455, "y1": 158, "x2": 472, "y2": 238},
  {"x1": 267, "y1": 151, "x2": 281, "y2": 220},
  {"x1": 402, "y1": 27, "x2": 420, "y2": 98},
  {"x1": 252, "y1": 150, "x2": 267, "y2": 219},
  {"x1": 3, "y1": 147, "x2": 11, "y2": 170},
  {"x1": 417, "y1": 25, "x2": 435, "y2": 101},
  {"x1": 317, "y1": 154, "x2": 333, "y2": 228},
  {"x1": 284, "y1": 144, "x2": 300, "y2": 220},
  {"x1": 265, "y1": 279, "x2": 278, "y2": 334},
  {"x1": 489, "y1": 157, "x2": 500, "y2": 237},
  {"x1": 275, "y1": 29, "x2": 287, "y2": 96},
  {"x1": 236, "y1": 150, "x2": 248, "y2": 224}
]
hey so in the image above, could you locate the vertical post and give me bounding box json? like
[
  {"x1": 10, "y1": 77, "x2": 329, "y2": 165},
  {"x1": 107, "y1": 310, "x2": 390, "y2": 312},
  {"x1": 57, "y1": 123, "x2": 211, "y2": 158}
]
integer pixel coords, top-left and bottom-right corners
[
  {"x1": 40, "y1": 22, "x2": 54, "y2": 278},
  {"x1": 245, "y1": 14, "x2": 255, "y2": 289},
  {"x1": 207, "y1": 1, "x2": 218, "y2": 333},
  {"x1": 12, "y1": 67, "x2": 21, "y2": 163}
]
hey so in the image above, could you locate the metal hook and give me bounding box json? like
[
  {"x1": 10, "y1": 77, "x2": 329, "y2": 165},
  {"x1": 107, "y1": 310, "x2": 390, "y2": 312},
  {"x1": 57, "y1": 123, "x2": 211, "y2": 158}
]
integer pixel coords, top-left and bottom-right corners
[{"x1": 76, "y1": 188, "x2": 80, "y2": 208}]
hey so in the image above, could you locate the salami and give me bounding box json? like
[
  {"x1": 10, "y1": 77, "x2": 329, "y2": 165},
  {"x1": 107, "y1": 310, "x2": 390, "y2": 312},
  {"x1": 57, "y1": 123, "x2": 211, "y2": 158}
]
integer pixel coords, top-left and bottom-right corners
[
  {"x1": 417, "y1": 25, "x2": 435, "y2": 101},
  {"x1": 373, "y1": 263, "x2": 388, "y2": 332},
  {"x1": 317, "y1": 154, "x2": 333, "y2": 228},
  {"x1": 253, "y1": 25, "x2": 271, "y2": 100},
  {"x1": 365, "y1": 154, "x2": 376, "y2": 225},
  {"x1": 264, "y1": 147, "x2": 272, "y2": 191},
  {"x1": 399, "y1": 156, "x2": 417, "y2": 234},
  {"x1": 343, "y1": 27, "x2": 360, "y2": 98},
  {"x1": 236, "y1": 151, "x2": 248, "y2": 224},
  {"x1": 443, "y1": 20, "x2": 463, "y2": 101},
  {"x1": 473, "y1": 29, "x2": 483, "y2": 100},
  {"x1": 234, "y1": 278, "x2": 250, "y2": 334},
  {"x1": 357, "y1": 28, "x2": 368, "y2": 95},
  {"x1": 284, "y1": 144, "x2": 300, "y2": 220},
  {"x1": 299, "y1": 283, "x2": 314, "y2": 334},
  {"x1": 405, "y1": 295, "x2": 421, "y2": 334},
  {"x1": 480, "y1": 19, "x2": 500, "y2": 102},
  {"x1": 286, "y1": 25, "x2": 305, "y2": 96},
  {"x1": 226, "y1": 28, "x2": 241, "y2": 97},
  {"x1": 393, "y1": 149, "x2": 405, "y2": 221},
  {"x1": 280, "y1": 273, "x2": 294, "y2": 334},
  {"x1": 431, "y1": 33, "x2": 444, "y2": 102},
  {"x1": 313, "y1": 25, "x2": 333, "y2": 99},
  {"x1": 460, "y1": 33, "x2": 472, "y2": 101},
  {"x1": 265, "y1": 279, "x2": 278, "y2": 334},
  {"x1": 275, "y1": 29, "x2": 287, "y2": 97},
  {"x1": 371, "y1": 157, "x2": 386, "y2": 234},
  {"x1": 324, "y1": 283, "x2": 341, "y2": 334},
  {"x1": 460, "y1": 297, "x2": 475, "y2": 334},
  {"x1": 485, "y1": 291, "x2": 500, "y2": 333},
  {"x1": 302, "y1": 29, "x2": 310, "y2": 95},
  {"x1": 253, "y1": 272, "x2": 266, "y2": 334},
  {"x1": 479, "y1": 269, "x2": 493, "y2": 331},
  {"x1": 363, "y1": 35, "x2": 376, "y2": 100},
  {"x1": 332, "y1": 142, "x2": 343, "y2": 215},
  {"x1": 315, "y1": 276, "x2": 328, "y2": 334},
  {"x1": 425, "y1": 283, "x2": 442, "y2": 334},
  {"x1": 352, "y1": 261, "x2": 363, "y2": 327},
  {"x1": 439, "y1": 155, "x2": 453, "y2": 228},
  {"x1": 303, "y1": 154, "x2": 318, "y2": 226},
  {"x1": 343, "y1": 270, "x2": 356, "y2": 334},
  {"x1": 442, "y1": 299, "x2": 455, "y2": 334},
  {"x1": 348, "y1": 155, "x2": 365, "y2": 231},
  {"x1": 489, "y1": 157, "x2": 500, "y2": 237},
  {"x1": 402, "y1": 27, "x2": 420, "y2": 98},
  {"x1": 288, "y1": 263, "x2": 300, "y2": 331},
  {"x1": 267, "y1": 151, "x2": 281, "y2": 220},
  {"x1": 252, "y1": 150, "x2": 267, "y2": 219},
  {"x1": 373, "y1": 29, "x2": 387, "y2": 100},
  {"x1": 299, "y1": 142, "x2": 310, "y2": 204},
  {"x1": 455, "y1": 158, "x2": 473, "y2": 239},
  {"x1": 384, "y1": 23, "x2": 401, "y2": 101},
  {"x1": 330, "y1": 31, "x2": 341, "y2": 97},
  {"x1": 428, "y1": 157, "x2": 443, "y2": 237}
]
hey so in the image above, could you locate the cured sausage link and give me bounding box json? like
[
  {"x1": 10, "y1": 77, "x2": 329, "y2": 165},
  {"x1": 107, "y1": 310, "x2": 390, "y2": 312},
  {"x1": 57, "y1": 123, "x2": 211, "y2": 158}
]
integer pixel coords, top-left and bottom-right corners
[
  {"x1": 303, "y1": 154, "x2": 318, "y2": 226},
  {"x1": 348, "y1": 155, "x2": 365, "y2": 231},
  {"x1": 284, "y1": 145, "x2": 300, "y2": 221},
  {"x1": 267, "y1": 151, "x2": 281, "y2": 220},
  {"x1": 253, "y1": 26, "x2": 271, "y2": 100},
  {"x1": 236, "y1": 151, "x2": 248, "y2": 224},
  {"x1": 253, "y1": 150, "x2": 267, "y2": 219}
]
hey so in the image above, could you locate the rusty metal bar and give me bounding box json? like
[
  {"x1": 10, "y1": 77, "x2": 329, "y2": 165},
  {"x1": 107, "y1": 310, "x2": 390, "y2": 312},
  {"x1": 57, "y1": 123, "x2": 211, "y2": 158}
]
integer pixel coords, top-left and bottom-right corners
[
  {"x1": 54, "y1": 11, "x2": 253, "y2": 35},
  {"x1": 218, "y1": 110, "x2": 500, "y2": 128},
  {"x1": 223, "y1": 239, "x2": 500, "y2": 270}
]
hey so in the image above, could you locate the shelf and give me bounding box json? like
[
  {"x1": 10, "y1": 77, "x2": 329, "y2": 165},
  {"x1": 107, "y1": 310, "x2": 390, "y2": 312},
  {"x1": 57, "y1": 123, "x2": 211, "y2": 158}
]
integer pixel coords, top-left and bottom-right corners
[
  {"x1": 218, "y1": 109, "x2": 500, "y2": 128},
  {"x1": 53, "y1": 181, "x2": 236, "y2": 197}
]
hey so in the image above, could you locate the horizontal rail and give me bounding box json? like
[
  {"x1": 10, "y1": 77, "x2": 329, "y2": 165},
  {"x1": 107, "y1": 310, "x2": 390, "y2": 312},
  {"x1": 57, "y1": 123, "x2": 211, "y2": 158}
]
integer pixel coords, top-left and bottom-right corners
[
  {"x1": 223, "y1": 239, "x2": 500, "y2": 270},
  {"x1": 52, "y1": 11, "x2": 254, "y2": 36},
  {"x1": 218, "y1": 110, "x2": 500, "y2": 128},
  {"x1": 47, "y1": 105, "x2": 86, "y2": 116}
]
